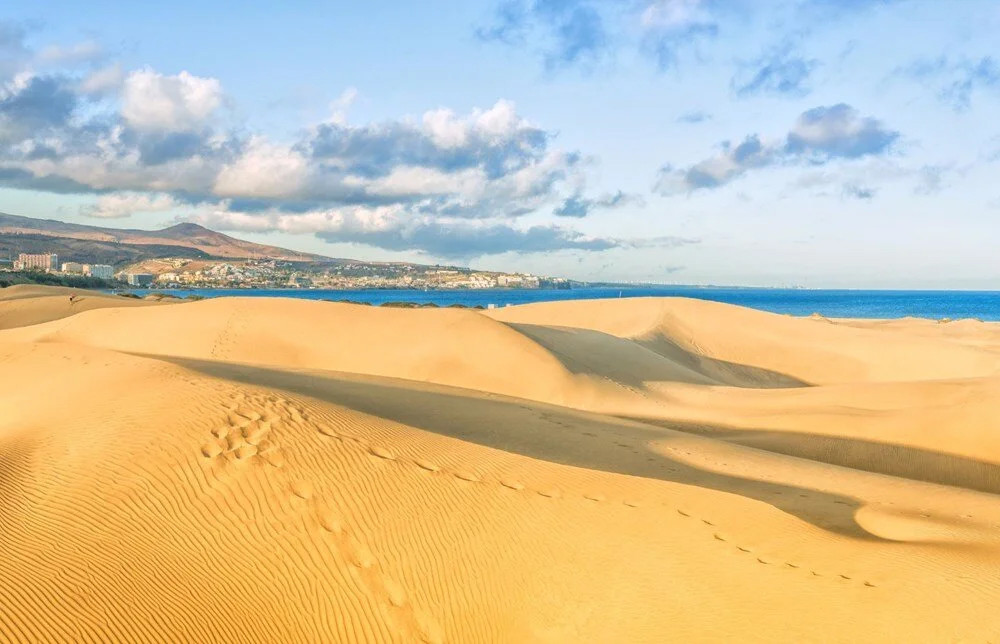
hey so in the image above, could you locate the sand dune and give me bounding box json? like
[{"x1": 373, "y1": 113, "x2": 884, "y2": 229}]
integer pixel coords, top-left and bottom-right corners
[
  {"x1": 487, "y1": 297, "x2": 1000, "y2": 384},
  {"x1": 0, "y1": 284, "x2": 161, "y2": 330},
  {"x1": 3, "y1": 287, "x2": 1000, "y2": 641}
]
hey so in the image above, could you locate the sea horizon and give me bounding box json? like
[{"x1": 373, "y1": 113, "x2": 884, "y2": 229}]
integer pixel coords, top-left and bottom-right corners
[{"x1": 116, "y1": 285, "x2": 1000, "y2": 321}]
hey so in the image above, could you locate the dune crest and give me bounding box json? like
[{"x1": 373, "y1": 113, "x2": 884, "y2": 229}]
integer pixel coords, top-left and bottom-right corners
[{"x1": 3, "y1": 287, "x2": 1000, "y2": 641}]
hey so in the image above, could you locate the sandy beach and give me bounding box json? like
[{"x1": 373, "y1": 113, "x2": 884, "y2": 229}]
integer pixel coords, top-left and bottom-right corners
[{"x1": 3, "y1": 284, "x2": 1000, "y2": 641}]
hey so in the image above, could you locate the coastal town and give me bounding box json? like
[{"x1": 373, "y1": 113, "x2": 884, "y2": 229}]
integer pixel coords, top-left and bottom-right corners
[
  {"x1": 2, "y1": 252, "x2": 572, "y2": 290},
  {"x1": 5, "y1": 253, "x2": 125, "y2": 280}
]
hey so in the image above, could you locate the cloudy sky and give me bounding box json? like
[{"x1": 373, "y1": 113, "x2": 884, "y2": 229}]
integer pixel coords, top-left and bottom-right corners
[{"x1": 2, "y1": 1, "x2": 999, "y2": 287}]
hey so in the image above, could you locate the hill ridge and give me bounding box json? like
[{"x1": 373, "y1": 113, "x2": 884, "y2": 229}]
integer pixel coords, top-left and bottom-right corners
[{"x1": 0, "y1": 212, "x2": 330, "y2": 262}]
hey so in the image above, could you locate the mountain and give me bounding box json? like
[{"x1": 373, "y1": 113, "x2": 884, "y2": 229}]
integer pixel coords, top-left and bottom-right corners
[
  {"x1": 0, "y1": 213, "x2": 572, "y2": 289},
  {"x1": 0, "y1": 213, "x2": 330, "y2": 264}
]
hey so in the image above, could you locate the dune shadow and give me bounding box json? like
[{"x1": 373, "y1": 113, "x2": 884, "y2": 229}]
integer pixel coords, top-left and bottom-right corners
[
  {"x1": 502, "y1": 323, "x2": 808, "y2": 389},
  {"x1": 627, "y1": 419, "x2": 1000, "y2": 497},
  {"x1": 145, "y1": 354, "x2": 885, "y2": 540}
]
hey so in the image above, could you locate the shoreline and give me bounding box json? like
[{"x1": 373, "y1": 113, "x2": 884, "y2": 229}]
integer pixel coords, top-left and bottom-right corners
[{"x1": 90, "y1": 285, "x2": 1000, "y2": 322}]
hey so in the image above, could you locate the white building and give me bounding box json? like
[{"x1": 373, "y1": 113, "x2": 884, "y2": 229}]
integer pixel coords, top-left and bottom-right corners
[
  {"x1": 83, "y1": 264, "x2": 114, "y2": 280},
  {"x1": 14, "y1": 253, "x2": 58, "y2": 272},
  {"x1": 126, "y1": 273, "x2": 154, "y2": 287}
]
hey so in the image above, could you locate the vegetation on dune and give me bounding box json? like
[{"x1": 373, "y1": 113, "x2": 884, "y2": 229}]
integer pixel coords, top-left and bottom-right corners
[
  {"x1": 322, "y1": 299, "x2": 374, "y2": 305},
  {"x1": 321, "y1": 299, "x2": 485, "y2": 309},
  {"x1": 379, "y1": 301, "x2": 421, "y2": 308},
  {"x1": 135, "y1": 292, "x2": 203, "y2": 302}
]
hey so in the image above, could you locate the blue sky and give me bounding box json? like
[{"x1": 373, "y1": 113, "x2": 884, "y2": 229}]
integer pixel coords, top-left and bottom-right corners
[{"x1": 2, "y1": 1, "x2": 999, "y2": 287}]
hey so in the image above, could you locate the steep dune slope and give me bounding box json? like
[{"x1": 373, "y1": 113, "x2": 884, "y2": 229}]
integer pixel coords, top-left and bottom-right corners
[
  {"x1": 487, "y1": 297, "x2": 1000, "y2": 491},
  {"x1": 2, "y1": 297, "x2": 595, "y2": 407},
  {"x1": 7, "y1": 290, "x2": 1000, "y2": 485},
  {"x1": 487, "y1": 297, "x2": 1000, "y2": 384},
  {"x1": 3, "y1": 287, "x2": 1000, "y2": 641},
  {"x1": 16, "y1": 293, "x2": 996, "y2": 397}
]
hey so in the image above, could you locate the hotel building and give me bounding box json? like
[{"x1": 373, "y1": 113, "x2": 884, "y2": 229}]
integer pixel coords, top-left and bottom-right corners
[
  {"x1": 14, "y1": 253, "x2": 58, "y2": 272},
  {"x1": 83, "y1": 264, "x2": 115, "y2": 279}
]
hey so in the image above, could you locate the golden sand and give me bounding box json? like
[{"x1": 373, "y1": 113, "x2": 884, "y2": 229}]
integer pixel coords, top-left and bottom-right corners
[{"x1": 2, "y1": 285, "x2": 1000, "y2": 641}]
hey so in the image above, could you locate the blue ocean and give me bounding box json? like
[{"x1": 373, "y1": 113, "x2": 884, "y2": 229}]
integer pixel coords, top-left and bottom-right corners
[{"x1": 120, "y1": 286, "x2": 1000, "y2": 321}]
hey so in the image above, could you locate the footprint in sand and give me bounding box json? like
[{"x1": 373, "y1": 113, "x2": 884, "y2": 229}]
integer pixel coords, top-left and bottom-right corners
[
  {"x1": 414, "y1": 459, "x2": 440, "y2": 472},
  {"x1": 350, "y1": 540, "x2": 376, "y2": 569},
  {"x1": 369, "y1": 446, "x2": 395, "y2": 460},
  {"x1": 414, "y1": 610, "x2": 444, "y2": 644},
  {"x1": 318, "y1": 425, "x2": 339, "y2": 438},
  {"x1": 243, "y1": 423, "x2": 269, "y2": 445},
  {"x1": 290, "y1": 480, "x2": 314, "y2": 500},
  {"x1": 384, "y1": 578, "x2": 407, "y2": 608},
  {"x1": 317, "y1": 508, "x2": 343, "y2": 535},
  {"x1": 200, "y1": 442, "x2": 223, "y2": 458},
  {"x1": 261, "y1": 449, "x2": 285, "y2": 468},
  {"x1": 234, "y1": 444, "x2": 258, "y2": 460}
]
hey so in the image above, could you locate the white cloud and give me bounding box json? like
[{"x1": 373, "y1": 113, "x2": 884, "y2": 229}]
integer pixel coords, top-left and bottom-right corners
[
  {"x1": 186, "y1": 203, "x2": 649, "y2": 258},
  {"x1": 656, "y1": 105, "x2": 899, "y2": 195},
  {"x1": 79, "y1": 192, "x2": 178, "y2": 218},
  {"x1": 785, "y1": 104, "x2": 899, "y2": 159},
  {"x1": 79, "y1": 63, "x2": 124, "y2": 96},
  {"x1": 359, "y1": 165, "x2": 487, "y2": 198},
  {"x1": 19, "y1": 142, "x2": 221, "y2": 195},
  {"x1": 473, "y1": 99, "x2": 522, "y2": 140},
  {"x1": 36, "y1": 40, "x2": 103, "y2": 65},
  {"x1": 4, "y1": 92, "x2": 583, "y2": 222},
  {"x1": 0, "y1": 44, "x2": 622, "y2": 257},
  {"x1": 121, "y1": 68, "x2": 222, "y2": 132},
  {"x1": 422, "y1": 108, "x2": 469, "y2": 148},
  {"x1": 190, "y1": 203, "x2": 406, "y2": 236},
  {"x1": 327, "y1": 87, "x2": 358, "y2": 125},
  {"x1": 421, "y1": 99, "x2": 527, "y2": 149},
  {"x1": 214, "y1": 136, "x2": 309, "y2": 198},
  {"x1": 641, "y1": 0, "x2": 709, "y2": 29},
  {"x1": 1, "y1": 69, "x2": 33, "y2": 98}
]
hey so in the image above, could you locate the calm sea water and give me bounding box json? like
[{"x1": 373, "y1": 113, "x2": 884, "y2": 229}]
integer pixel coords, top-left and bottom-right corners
[{"x1": 118, "y1": 286, "x2": 1000, "y2": 321}]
